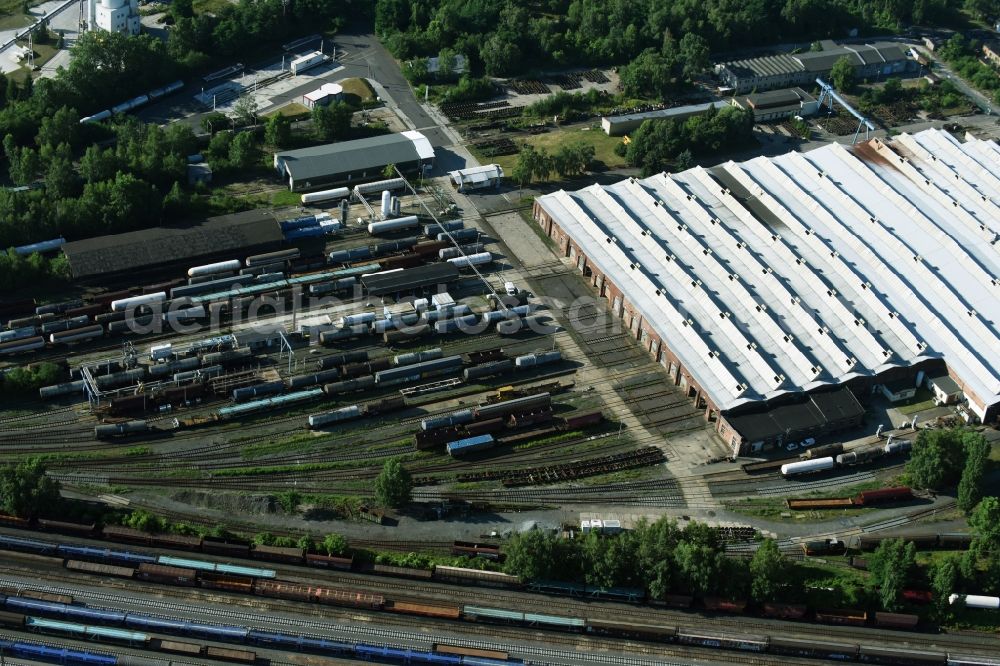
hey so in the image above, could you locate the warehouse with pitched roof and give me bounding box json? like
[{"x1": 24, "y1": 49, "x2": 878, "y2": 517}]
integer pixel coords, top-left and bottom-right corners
[
  {"x1": 533, "y1": 129, "x2": 1000, "y2": 455},
  {"x1": 273, "y1": 131, "x2": 435, "y2": 191}
]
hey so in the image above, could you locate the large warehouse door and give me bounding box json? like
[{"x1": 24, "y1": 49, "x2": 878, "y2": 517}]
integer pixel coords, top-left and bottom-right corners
[{"x1": 612, "y1": 296, "x2": 623, "y2": 317}]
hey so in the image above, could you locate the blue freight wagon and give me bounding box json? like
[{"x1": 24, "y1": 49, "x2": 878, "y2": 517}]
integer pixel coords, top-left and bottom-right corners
[{"x1": 446, "y1": 434, "x2": 496, "y2": 456}]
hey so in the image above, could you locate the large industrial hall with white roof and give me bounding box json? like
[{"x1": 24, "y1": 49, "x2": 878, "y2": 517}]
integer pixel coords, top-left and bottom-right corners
[{"x1": 534, "y1": 128, "x2": 1000, "y2": 456}]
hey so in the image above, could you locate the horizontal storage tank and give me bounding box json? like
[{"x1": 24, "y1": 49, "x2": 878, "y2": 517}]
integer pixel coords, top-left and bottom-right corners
[
  {"x1": 447, "y1": 434, "x2": 496, "y2": 456},
  {"x1": 780, "y1": 457, "x2": 835, "y2": 476},
  {"x1": 246, "y1": 249, "x2": 300, "y2": 267},
  {"x1": 188, "y1": 260, "x2": 242, "y2": 278},
  {"x1": 323, "y1": 376, "x2": 376, "y2": 394},
  {"x1": 39, "y1": 380, "x2": 86, "y2": 400},
  {"x1": 437, "y1": 228, "x2": 480, "y2": 242},
  {"x1": 280, "y1": 215, "x2": 318, "y2": 232},
  {"x1": 423, "y1": 220, "x2": 464, "y2": 236},
  {"x1": 148, "y1": 356, "x2": 200, "y2": 378},
  {"x1": 354, "y1": 178, "x2": 405, "y2": 195},
  {"x1": 95, "y1": 420, "x2": 148, "y2": 438},
  {"x1": 284, "y1": 226, "x2": 327, "y2": 241},
  {"x1": 173, "y1": 365, "x2": 223, "y2": 382},
  {"x1": 316, "y1": 351, "x2": 369, "y2": 370},
  {"x1": 368, "y1": 215, "x2": 419, "y2": 236},
  {"x1": 371, "y1": 313, "x2": 420, "y2": 335},
  {"x1": 255, "y1": 272, "x2": 286, "y2": 283},
  {"x1": 301, "y1": 187, "x2": 350, "y2": 205},
  {"x1": 463, "y1": 360, "x2": 513, "y2": 381},
  {"x1": 420, "y1": 409, "x2": 474, "y2": 431},
  {"x1": 373, "y1": 237, "x2": 419, "y2": 256},
  {"x1": 240, "y1": 263, "x2": 284, "y2": 277},
  {"x1": 163, "y1": 306, "x2": 206, "y2": 323},
  {"x1": 0, "y1": 336, "x2": 46, "y2": 355},
  {"x1": 438, "y1": 243, "x2": 484, "y2": 260},
  {"x1": 447, "y1": 252, "x2": 492, "y2": 268},
  {"x1": 384, "y1": 323, "x2": 430, "y2": 344},
  {"x1": 287, "y1": 369, "x2": 340, "y2": 389},
  {"x1": 95, "y1": 368, "x2": 147, "y2": 390},
  {"x1": 393, "y1": 348, "x2": 443, "y2": 366},
  {"x1": 374, "y1": 355, "x2": 463, "y2": 384},
  {"x1": 319, "y1": 324, "x2": 369, "y2": 344},
  {"x1": 35, "y1": 299, "x2": 83, "y2": 316},
  {"x1": 307, "y1": 405, "x2": 361, "y2": 428},
  {"x1": 474, "y1": 393, "x2": 551, "y2": 420},
  {"x1": 40, "y1": 316, "x2": 90, "y2": 335},
  {"x1": 434, "y1": 314, "x2": 481, "y2": 335},
  {"x1": 201, "y1": 348, "x2": 253, "y2": 366},
  {"x1": 337, "y1": 312, "x2": 376, "y2": 327},
  {"x1": 111, "y1": 292, "x2": 166, "y2": 312},
  {"x1": 50, "y1": 324, "x2": 104, "y2": 344},
  {"x1": 14, "y1": 237, "x2": 66, "y2": 256},
  {"x1": 217, "y1": 388, "x2": 324, "y2": 420},
  {"x1": 0, "y1": 326, "x2": 38, "y2": 343},
  {"x1": 233, "y1": 381, "x2": 284, "y2": 402},
  {"x1": 884, "y1": 439, "x2": 913, "y2": 455},
  {"x1": 514, "y1": 350, "x2": 562, "y2": 368},
  {"x1": 949, "y1": 594, "x2": 1000, "y2": 609}
]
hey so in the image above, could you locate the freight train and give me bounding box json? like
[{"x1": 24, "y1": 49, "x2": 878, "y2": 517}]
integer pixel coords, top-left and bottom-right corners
[
  {"x1": 781, "y1": 438, "x2": 914, "y2": 477},
  {"x1": 785, "y1": 486, "x2": 914, "y2": 510}
]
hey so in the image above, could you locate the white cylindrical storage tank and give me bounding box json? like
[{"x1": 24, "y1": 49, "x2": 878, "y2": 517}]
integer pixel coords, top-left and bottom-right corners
[
  {"x1": 780, "y1": 457, "x2": 835, "y2": 476},
  {"x1": 368, "y1": 215, "x2": 419, "y2": 236},
  {"x1": 394, "y1": 347, "x2": 443, "y2": 367},
  {"x1": 949, "y1": 594, "x2": 1000, "y2": 609},
  {"x1": 111, "y1": 292, "x2": 166, "y2": 312},
  {"x1": 301, "y1": 186, "x2": 350, "y2": 205},
  {"x1": 338, "y1": 312, "x2": 376, "y2": 327},
  {"x1": 308, "y1": 405, "x2": 361, "y2": 428},
  {"x1": 447, "y1": 252, "x2": 492, "y2": 268},
  {"x1": 381, "y1": 190, "x2": 392, "y2": 218},
  {"x1": 354, "y1": 178, "x2": 405, "y2": 195}
]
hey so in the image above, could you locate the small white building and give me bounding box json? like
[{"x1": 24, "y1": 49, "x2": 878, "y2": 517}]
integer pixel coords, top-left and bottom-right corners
[
  {"x1": 926, "y1": 374, "x2": 963, "y2": 406},
  {"x1": 302, "y1": 83, "x2": 344, "y2": 109},
  {"x1": 290, "y1": 51, "x2": 329, "y2": 77},
  {"x1": 87, "y1": 0, "x2": 140, "y2": 35},
  {"x1": 449, "y1": 164, "x2": 503, "y2": 191}
]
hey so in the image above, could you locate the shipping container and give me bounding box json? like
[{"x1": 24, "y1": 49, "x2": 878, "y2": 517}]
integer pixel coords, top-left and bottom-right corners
[
  {"x1": 447, "y1": 434, "x2": 496, "y2": 456},
  {"x1": 65, "y1": 560, "x2": 134, "y2": 579},
  {"x1": 136, "y1": 563, "x2": 197, "y2": 586},
  {"x1": 205, "y1": 646, "x2": 256, "y2": 664},
  {"x1": 251, "y1": 544, "x2": 304, "y2": 563}
]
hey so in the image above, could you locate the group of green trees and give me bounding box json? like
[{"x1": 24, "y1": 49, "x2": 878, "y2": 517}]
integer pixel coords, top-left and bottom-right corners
[
  {"x1": 905, "y1": 427, "x2": 991, "y2": 513},
  {"x1": 504, "y1": 518, "x2": 769, "y2": 600},
  {"x1": 0, "y1": 361, "x2": 63, "y2": 397},
  {"x1": 374, "y1": 458, "x2": 412, "y2": 507},
  {"x1": 511, "y1": 140, "x2": 596, "y2": 185},
  {"x1": 937, "y1": 34, "x2": 1000, "y2": 106},
  {"x1": 0, "y1": 249, "x2": 69, "y2": 291},
  {"x1": 622, "y1": 105, "x2": 755, "y2": 176},
  {"x1": 0, "y1": 458, "x2": 61, "y2": 520},
  {"x1": 858, "y1": 76, "x2": 969, "y2": 117},
  {"x1": 376, "y1": 0, "x2": 951, "y2": 80}
]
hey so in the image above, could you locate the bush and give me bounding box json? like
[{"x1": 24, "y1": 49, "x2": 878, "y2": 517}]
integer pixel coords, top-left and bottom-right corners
[
  {"x1": 0, "y1": 361, "x2": 63, "y2": 396},
  {"x1": 439, "y1": 76, "x2": 496, "y2": 105}
]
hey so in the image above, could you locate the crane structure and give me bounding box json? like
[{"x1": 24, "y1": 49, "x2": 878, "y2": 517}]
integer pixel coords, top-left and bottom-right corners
[{"x1": 816, "y1": 77, "x2": 877, "y2": 144}]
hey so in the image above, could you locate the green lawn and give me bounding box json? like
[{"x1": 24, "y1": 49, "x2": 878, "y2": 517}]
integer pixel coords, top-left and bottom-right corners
[
  {"x1": 896, "y1": 387, "x2": 937, "y2": 415},
  {"x1": 338, "y1": 77, "x2": 376, "y2": 107},
  {"x1": 271, "y1": 190, "x2": 301, "y2": 206},
  {"x1": 484, "y1": 125, "x2": 627, "y2": 178},
  {"x1": 261, "y1": 102, "x2": 311, "y2": 121},
  {"x1": 193, "y1": 0, "x2": 232, "y2": 15}
]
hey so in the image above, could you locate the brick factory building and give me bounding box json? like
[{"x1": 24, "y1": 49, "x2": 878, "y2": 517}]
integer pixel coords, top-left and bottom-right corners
[{"x1": 534, "y1": 129, "x2": 1000, "y2": 456}]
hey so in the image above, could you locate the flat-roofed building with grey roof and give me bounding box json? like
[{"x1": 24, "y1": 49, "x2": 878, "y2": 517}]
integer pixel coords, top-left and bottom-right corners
[
  {"x1": 600, "y1": 102, "x2": 719, "y2": 136},
  {"x1": 731, "y1": 87, "x2": 819, "y2": 122},
  {"x1": 716, "y1": 41, "x2": 911, "y2": 94},
  {"x1": 533, "y1": 128, "x2": 1000, "y2": 454},
  {"x1": 274, "y1": 131, "x2": 434, "y2": 191}
]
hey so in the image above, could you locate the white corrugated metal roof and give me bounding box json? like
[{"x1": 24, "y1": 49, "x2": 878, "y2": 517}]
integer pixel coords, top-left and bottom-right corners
[
  {"x1": 303, "y1": 83, "x2": 343, "y2": 102},
  {"x1": 401, "y1": 130, "x2": 435, "y2": 162},
  {"x1": 536, "y1": 129, "x2": 1000, "y2": 413},
  {"x1": 449, "y1": 164, "x2": 503, "y2": 186}
]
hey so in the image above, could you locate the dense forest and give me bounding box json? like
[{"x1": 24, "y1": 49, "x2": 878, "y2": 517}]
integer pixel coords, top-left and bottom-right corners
[{"x1": 375, "y1": 0, "x2": 961, "y2": 76}]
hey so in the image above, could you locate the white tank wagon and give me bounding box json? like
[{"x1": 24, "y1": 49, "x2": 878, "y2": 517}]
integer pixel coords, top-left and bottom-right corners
[
  {"x1": 111, "y1": 292, "x2": 166, "y2": 312},
  {"x1": 368, "y1": 215, "x2": 420, "y2": 236},
  {"x1": 393, "y1": 348, "x2": 443, "y2": 367},
  {"x1": 780, "y1": 457, "x2": 836, "y2": 476},
  {"x1": 447, "y1": 252, "x2": 492, "y2": 269},
  {"x1": 301, "y1": 187, "x2": 350, "y2": 205},
  {"x1": 308, "y1": 405, "x2": 362, "y2": 428},
  {"x1": 514, "y1": 350, "x2": 562, "y2": 368},
  {"x1": 949, "y1": 594, "x2": 1000, "y2": 609},
  {"x1": 354, "y1": 178, "x2": 405, "y2": 196},
  {"x1": 188, "y1": 260, "x2": 242, "y2": 278}
]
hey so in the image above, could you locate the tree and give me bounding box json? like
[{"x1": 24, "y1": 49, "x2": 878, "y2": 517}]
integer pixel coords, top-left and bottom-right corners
[
  {"x1": 868, "y1": 538, "x2": 916, "y2": 611},
  {"x1": 322, "y1": 532, "x2": 348, "y2": 556},
  {"x1": 829, "y1": 55, "x2": 856, "y2": 92},
  {"x1": 171, "y1": 0, "x2": 194, "y2": 21},
  {"x1": 619, "y1": 49, "x2": 674, "y2": 100},
  {"x1": 552, "y1": 141, "x2": 595, "y2": 177},
  {"x1": 511, "y1": 144, "x2": 551, "y2": 186},
  {"x1": 79, "y1": 145, "x2": 120, "y2": 184},
  {"x1": 931, "y1": 555, "x2": 960, "y2": 617},
  {"x1": 232, "y1": 93, "x2": 259, "y2": 127},
  {"x1": 906, "y1": 428, "x2": 967, "y2": 489},
  {"x1": 675, "y1": 148, "x2": 694, "y2": 170},
  {"x1": 45, "y1": 155, "x2": 77, "y2": 198},
  {"x1": 437, "y1": 47, "x2": 456, "y2": 79},
  {"x1": 374, "y1": 458, "x2": 411, "y2": 507},
  {"x1": 749, "y1": 538, "x2": 785, "y2": 602},
  {"x1": 678, "y1": 33, "x2": 710, "y2": 79},
  {"x1": 228, "y1": 132, "x2": 259, "y2": 169},
  {"x1": 480, "y1": 33, "x2": 522, "y2": 76},
  {"x1": 382, "y1": 163, "x2": 397, "y2": 179},
  {"x1": 162, "y1": 181, "x2": 189, "y2": 217},
  {"x1": 674, "y1": 540, "x2": 723, "y2": 595},
  {"x1": 264, "y1": 113, "x2": 292, "y2": 149},
  {"x1": 0, "y1": 458, "x2": 61, "y2": 519},
  {"x1": 312, "y1": 101, "x2": 352, "y2": 141},
  {"x1": 957, "y1": 432, "x2": 989, "y2": 513},
  {"x1": 969, "y1": 496, "x2": 1000, "y2": 557},
  {"x1": 503, "y1": 528, "x2": 571, "y2": 581}
]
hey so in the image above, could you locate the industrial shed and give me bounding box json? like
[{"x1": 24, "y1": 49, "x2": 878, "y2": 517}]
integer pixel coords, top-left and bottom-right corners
[
  {"x1": 273, "y1": 131, "x2": 434, "y2": 191},
  {"x1": 724, "y1": 388, "x2": 864, "y2": 453},
  {"x1": 731, "y1": 87, "x2": 818, "y2": 122},
  {"x1": 600, "y1": 103, "x2": 719, "y2": 136},
  {"x1": 361, "y1": 263, "x2": 459, "y2": 297},
  {"x1": 63, "y1": 210, "x2": 283, "y2": 281},
  {"x1": 449, "y1": 164, "x2": 503, "y2": 191},
  {"x1": 534, "y1": 128, "x2": 1000, "y2": 454}
]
